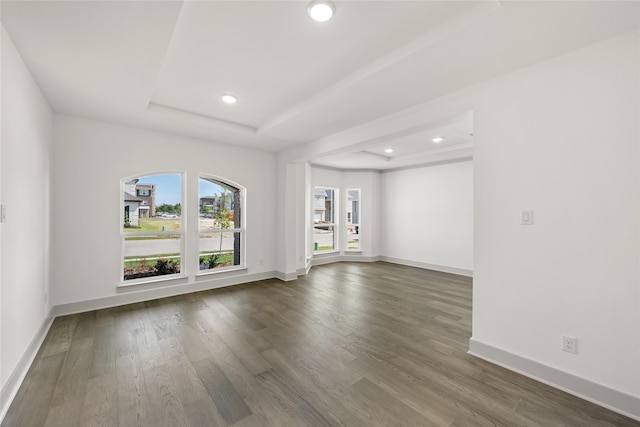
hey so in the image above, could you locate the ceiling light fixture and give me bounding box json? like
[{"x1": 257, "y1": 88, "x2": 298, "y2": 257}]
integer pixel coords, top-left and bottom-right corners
[
  {"x1": 432, "y1": 137, "x2": 444, "y2": 143},
  {"x1": 221, "y1": 94, "x2": 237, "y2": 104},
  {"x1": 307, "y1": 1, "x2": 335, "y2": 22},
  {"x1": 384, "y1": 148, "x2": 394, "y2": 154}
]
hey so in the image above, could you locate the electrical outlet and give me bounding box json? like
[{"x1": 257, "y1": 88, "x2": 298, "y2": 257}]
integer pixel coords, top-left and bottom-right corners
[{"x1": 562, "y1": 335, "x2": 577, "y2": 354}]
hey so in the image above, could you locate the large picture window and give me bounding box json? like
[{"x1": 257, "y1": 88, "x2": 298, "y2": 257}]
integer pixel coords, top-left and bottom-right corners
[
  {"x1": 346, "y1": 188, "x2": 360, "y2": 251},
  {"x1": 198, "y1": 176, "x2": 244, "y2": 272},
  {"x1": 122, "y1": 173, "x2": 184, "y2": 282},
  {"x1": 314, "y1": 187, "x2": 337, "y2": 253}
]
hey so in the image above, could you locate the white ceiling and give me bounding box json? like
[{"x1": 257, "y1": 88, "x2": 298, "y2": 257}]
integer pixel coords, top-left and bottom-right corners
[
  {"x1": 2, "y1": 1, "x2": 639, "y2": 169},
  {"x1": 311, "y1": 111, "x2": 474, "y2": 171}
]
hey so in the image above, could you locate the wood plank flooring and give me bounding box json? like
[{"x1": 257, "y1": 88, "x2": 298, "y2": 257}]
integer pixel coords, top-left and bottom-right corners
[{"x1": 3, "y1": 262, "x2": 638, "y2": 426}]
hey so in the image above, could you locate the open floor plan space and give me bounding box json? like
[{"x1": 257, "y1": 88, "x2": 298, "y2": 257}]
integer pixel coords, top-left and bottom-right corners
[{"x1": 3, "y1": 262, "x2": 636, "y2": 426}]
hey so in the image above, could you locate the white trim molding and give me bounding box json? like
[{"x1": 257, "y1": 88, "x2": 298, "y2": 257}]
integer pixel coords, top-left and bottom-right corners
[
  {"x1": 52, "y1": 271, "x2": 278, "y2": 317},
  {"x1": 468, "y1": 338, "x2": 640, "y2": 422},
  {"x1": 275, "y1": 270, "x2": 299, "y2": 282},
  {"x1": 0, "y1": 311, "x2": 55, "y2": 423},
  {"x1": 380, "y1": 256, "x2": 473, "y2": 277},
  {"x1": 311, "y1": 253, "x2": 382, "y2": 267},
  {"x1": 311, "y1": 253, "x2": 343, "y2": 266}
]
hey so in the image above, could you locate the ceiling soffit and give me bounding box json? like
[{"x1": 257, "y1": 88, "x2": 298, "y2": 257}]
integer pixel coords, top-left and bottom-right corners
[{"x1": 147, "y1": 1, "x2": 500, "y2": 139}]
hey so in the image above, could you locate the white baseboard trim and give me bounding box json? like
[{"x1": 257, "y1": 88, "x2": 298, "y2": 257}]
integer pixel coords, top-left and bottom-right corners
[
  {"x1": 311, "y1": 254, "x2": 343, "y2": 266},
  {"x1": 52, "y1": 270, "x2": 279, "y2": 317},
  {"x1": 380, "y1": 256, "x2": 473, "y2": 277},
  {"x1": 0, "y1": 310, "x2": 54, "y2": 423},
  {"x1": 468, "y1": 338, "x2": 640, "y2": 421},
  {"x1": 341, "y1": 254, "x2": 382, "y2": 263},
  {"x1": 274, "y1": 270, "x2": 298, "y2": 281},
  {"x1": 296, "y1": 260, "x2": 313, "y2": 276},
  {"x1": 311, "y1": 254, "x2": 382, "y2": 267}
]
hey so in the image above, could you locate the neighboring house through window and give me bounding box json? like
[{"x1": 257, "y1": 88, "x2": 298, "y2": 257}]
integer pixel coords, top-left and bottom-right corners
[
  {"x1": 135, "y1": 184, "x2": 155, "y2": 217},
  {"x1": 122, "y1": 173, "x2": 183, "y2": 283},
  {"x1": 314, "y1": 187, "x2": 337, "y2": 252}
]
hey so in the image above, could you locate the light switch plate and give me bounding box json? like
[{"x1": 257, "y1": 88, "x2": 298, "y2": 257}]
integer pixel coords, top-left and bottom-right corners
[{"x1": 521, "y1": 210, "x2": 534, "y2": 225}]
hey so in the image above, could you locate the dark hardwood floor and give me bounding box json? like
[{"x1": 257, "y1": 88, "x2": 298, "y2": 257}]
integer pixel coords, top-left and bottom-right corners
[{"x1": 3, "y1": 262, "x2": 638, "y2": 426}]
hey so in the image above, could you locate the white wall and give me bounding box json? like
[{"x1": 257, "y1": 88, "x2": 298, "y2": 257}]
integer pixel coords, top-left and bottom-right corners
[
  {"x1": 52, "y1": 115, "x2": 278, "y2": 308},
  {"x1": 471, "y1": 30, "x2": 640, "y2": 400},
  {"x1": 380, "y1": 161, "x2": 473, "y2": 275},
  {"x1": 0, "y1": 27, "x2": 53, "y2": 411},
  {"x1": 275, "y1": 158, "x2": 298, "y2": 279},
  {"x1": 296, "y1": 161, "x2": 311, "y2": 272}
]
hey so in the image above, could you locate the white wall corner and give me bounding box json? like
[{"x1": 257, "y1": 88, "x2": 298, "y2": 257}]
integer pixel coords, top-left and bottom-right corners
[
  {"x1": 311, "y1": 253, "x2": 343, "y2": 267},
  {"x1": 275, "y1": 270, "x2": 299, "y2": 282},
  {"x1": 468, "y1": 338, "x2": 640, "y2": 422},
  {"x1": 0, "y1": 310, "x2": 54, "y2": 424}
]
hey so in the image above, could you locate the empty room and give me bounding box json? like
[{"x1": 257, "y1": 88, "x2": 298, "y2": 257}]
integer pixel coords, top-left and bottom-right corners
[{"x1": 1, "y1": 1, "x2": 639, "y2": 425}]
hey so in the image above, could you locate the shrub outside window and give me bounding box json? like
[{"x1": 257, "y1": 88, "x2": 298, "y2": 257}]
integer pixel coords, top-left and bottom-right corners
[{"x1": 122, "y1": 173, "x2": 184, "y2": 283}]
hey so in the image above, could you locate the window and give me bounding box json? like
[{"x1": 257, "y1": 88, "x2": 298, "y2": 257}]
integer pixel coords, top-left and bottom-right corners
[
  {"x1": 346, "y1": 188, "x2": 360, "y2": 251},
  {"x1": 198, "y1": 176, "x2": 244, "y2": 272},
  {"x1": 138, "y1": 189, "x2": 150, "y2": 196},
  {"x1": 314, "y1": 187, "x2": 337, "y2": 252},
  {"x1": 122, "y1": 173, "x2": 183, "y2": 283}
]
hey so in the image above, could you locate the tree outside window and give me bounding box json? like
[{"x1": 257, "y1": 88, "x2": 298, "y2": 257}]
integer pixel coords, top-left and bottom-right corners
[{"x1": 198, "y1": 176, "x2": 244, "y2": 271}]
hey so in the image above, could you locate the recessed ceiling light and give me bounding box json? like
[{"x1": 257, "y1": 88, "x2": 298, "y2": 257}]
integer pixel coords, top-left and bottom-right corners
[
  {"x1": 384, "y1": 148, "x2": 394, "y2": 154},
  {"x1": 221, "y1": 94, "x2": 237, "y2": 104},
  {"x1": 307, "y1": 1, "x2": 335, "y2": 22},
  {"x1": 432, "y1": 137, "x2": 444, "y2": 143}
]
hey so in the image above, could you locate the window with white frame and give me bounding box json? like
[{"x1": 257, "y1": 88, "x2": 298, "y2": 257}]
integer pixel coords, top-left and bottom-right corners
[
  {"x1": 122, "y1": 173, "x2": 184, "y2": 283},
  {"x1": 346, "y1": 188, "x2": 360, "y2": 251},
  {"x1": 198, "y1": 176, "x2": 244, "y2": 271},
  {"x1": 314, "y1": 186, "x2": 337, "y2": 252}
]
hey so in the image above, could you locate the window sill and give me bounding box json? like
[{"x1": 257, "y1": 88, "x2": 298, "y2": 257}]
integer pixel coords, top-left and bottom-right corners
[
  {"x1": 313, "y1": 250, "x2": 340, "y2": 256},
  {"x1": 118, "y1": 273, "x2": 186, "y2": 288}
]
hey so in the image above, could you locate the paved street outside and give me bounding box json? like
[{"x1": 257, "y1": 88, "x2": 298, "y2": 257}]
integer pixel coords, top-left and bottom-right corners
[
  {"x1": 124, "y1": 236, "x2": 235, "y2": 257},
  {"x1": 124, "y1": 227, "x2": 357, "y2": 257}
]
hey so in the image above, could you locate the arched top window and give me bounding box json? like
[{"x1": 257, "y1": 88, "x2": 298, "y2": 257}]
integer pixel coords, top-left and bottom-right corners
[{"x1": 120, "y1": 172, "x2": 245, "y2": 285}]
